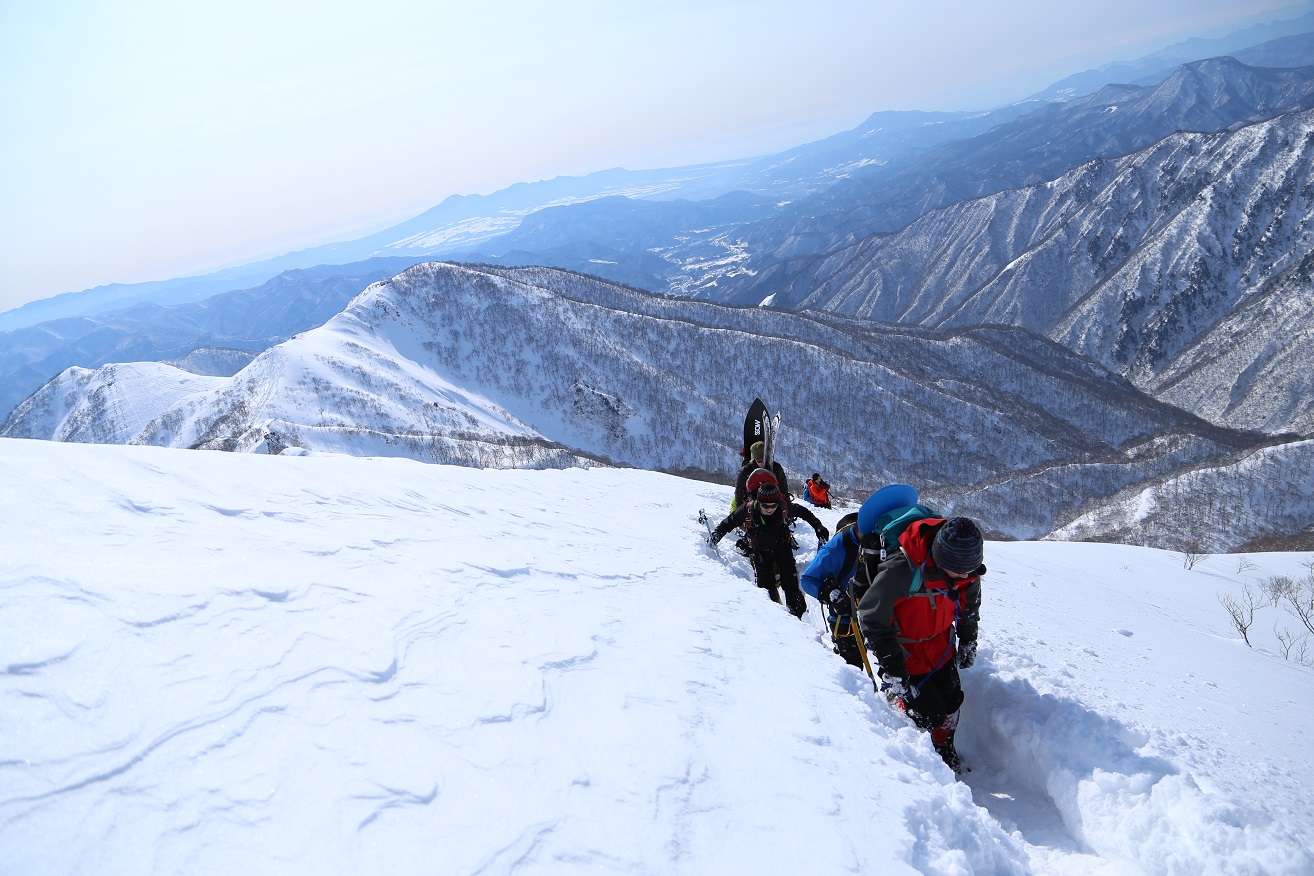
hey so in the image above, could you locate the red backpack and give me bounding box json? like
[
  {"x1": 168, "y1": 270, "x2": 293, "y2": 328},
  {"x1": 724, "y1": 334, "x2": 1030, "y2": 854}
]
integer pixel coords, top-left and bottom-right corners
[{"x1": 745, "y1": 467, "x2": 778, "y2": 497}]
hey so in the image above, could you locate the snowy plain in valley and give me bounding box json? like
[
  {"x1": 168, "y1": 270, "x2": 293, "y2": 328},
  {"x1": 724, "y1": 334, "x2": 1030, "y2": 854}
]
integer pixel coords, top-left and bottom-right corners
[{"x1": 2, "y1": 438, "x2": 1311, "y2": 875}]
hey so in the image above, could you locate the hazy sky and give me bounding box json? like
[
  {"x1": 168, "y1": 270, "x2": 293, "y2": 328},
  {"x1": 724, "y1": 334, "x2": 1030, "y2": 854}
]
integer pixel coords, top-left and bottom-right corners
[{"x1": 0, "y1": 0, "x2": 1306, "y2": 313}]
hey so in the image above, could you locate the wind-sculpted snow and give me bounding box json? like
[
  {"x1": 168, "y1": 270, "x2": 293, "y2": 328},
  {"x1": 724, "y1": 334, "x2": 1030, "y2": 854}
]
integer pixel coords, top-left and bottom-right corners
[
  {"x1": 4, "y1": 262, "x2": 1274, "y2": 545},
  {"x1": 0, "y1": 441, "x2": 1022, "y2": 875},
  {"x1": 3, "y1": 440, "x2": 1312, "y2": 874}
]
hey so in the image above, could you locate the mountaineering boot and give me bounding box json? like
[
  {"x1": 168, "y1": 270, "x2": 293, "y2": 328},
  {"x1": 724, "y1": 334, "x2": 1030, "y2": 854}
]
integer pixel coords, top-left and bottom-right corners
[
  {"x1": 934, "y1": 738, "x2": 967, "y2": 774},
  {"x1": 931, "y1": 714, "x2": 969, "y2": 774}
]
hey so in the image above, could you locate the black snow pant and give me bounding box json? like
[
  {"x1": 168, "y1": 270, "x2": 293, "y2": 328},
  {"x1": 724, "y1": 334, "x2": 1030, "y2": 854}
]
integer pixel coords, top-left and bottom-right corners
[
  {"x1": 750, "y1": 547, "x2": 806, "y2": 617},
  {"x1": 827, "y1": 615, "x2": 866, "y2": 669},
  {"x1": 904, "y1": 661, "x2": 964, "y2": 736}
]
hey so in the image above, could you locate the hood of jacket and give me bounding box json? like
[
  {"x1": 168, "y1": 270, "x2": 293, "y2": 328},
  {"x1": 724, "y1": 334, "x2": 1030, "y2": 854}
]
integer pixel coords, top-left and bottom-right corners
[{"x1": 896, "y1": 517, "x2": 946, "y2": 569}]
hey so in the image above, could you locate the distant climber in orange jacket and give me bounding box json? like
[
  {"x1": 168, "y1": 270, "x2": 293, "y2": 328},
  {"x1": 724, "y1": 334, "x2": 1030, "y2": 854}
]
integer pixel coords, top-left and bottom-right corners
[{"x1": 803, "y1": 472, "x2": 831, "y2": 508}]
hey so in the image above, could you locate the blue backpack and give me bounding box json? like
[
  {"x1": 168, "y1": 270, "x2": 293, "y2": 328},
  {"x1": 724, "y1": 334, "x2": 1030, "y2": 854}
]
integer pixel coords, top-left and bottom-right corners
[{"x1": 854, "y1": 485, "x2": 941, "y2": 590}]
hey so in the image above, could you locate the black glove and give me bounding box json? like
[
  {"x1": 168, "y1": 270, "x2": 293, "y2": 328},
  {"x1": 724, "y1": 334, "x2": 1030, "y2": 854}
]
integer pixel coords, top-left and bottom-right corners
[
  {"x1": 815, "y1": 526, "x2": 830, "y2": 544},
  {"x1": 819, "y1": 575, "x2": 840, "y2": 605},
  {"x1": 957, "y1": 641, "x2": 977, "y2": 669},
  {"x1": 822, "y1": 586, "x2": 852, "y2": 616}
]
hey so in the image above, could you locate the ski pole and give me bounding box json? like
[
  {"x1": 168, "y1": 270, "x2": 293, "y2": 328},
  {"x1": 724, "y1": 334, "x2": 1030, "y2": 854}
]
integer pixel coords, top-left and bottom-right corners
[{"x1": 698, "y1": 509, "x2": 719, "y2": 551}]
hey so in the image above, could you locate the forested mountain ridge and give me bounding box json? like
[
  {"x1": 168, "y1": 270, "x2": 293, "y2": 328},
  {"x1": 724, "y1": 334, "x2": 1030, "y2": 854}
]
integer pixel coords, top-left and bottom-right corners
[
  {"x1": 727, "y1": 105, "x2": 1314, "y2": 436},
  {"x1": 7, "y1": 263, "x2": 1300, "y2": 550},
  {"x1": 714, "y1": 57, "x2": 1314, "y2": 279},
  {"x1": 6, "y1": 34, "x2": 1314, "y2": 551}
]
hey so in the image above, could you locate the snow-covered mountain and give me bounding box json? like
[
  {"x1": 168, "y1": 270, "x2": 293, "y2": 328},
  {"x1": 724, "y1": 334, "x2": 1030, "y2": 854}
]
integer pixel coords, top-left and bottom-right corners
[
  {"x1": 5, "y1": 35, "x2": 1314, "y2": 556},
  {"x1": 1058, "y1": 438, "x2": 1314, "y2": 550},
  {"x1": 0, "y1": 257, "x2": 423, "y2": 421},
  {"x1": 723, "y1": 105, "x2": 1314, "y2": 437},
  {"x1": 1025, "y1": 13, "x2": 1314, "y2": 102},
  {"x1": 3, "y1": 438, "x2": 1312, "y2": 874},
  {"x1": 711, "y1": 57, "x2": 1314, "y2": 283},
  {"x1": 14, "y1": 24, "x2": 1308, "y2": 337},
  {"x1": 8, "y1": 262, "x2": 1302, "y2": 550},
  {"x1": 8, "y1": 41, "x2": 1314, "y2": 438}
]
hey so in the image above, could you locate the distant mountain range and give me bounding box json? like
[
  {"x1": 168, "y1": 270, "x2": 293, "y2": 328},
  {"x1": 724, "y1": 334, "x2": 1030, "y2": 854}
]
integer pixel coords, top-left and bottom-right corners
[
  {"x1": 0, "y1": 258, "x2": 426, "y2": 420},
  {"x1": 6, "y1": 263, "x2": 1297, "y2": 552},
  {"x1": 1025, "y1": 15, "x2": 1314, "y2": 102},
  {"x1": 5, "y1": 21, "x2": 1314, "y2": 552},
  {"x1": 719, "y1": 57, "x2": 1314, "y2": 268},
  {"x1": 10, "y1": 23, "x2": 1313, "y2": 335},
  {"x1": 722, "y1": 102, "x2": 1314, "y2": 436}
]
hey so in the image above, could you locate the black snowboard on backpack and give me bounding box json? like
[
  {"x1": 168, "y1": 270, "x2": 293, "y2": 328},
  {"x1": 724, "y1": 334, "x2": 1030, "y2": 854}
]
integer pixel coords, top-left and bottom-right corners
[{"x1": 742, "y1": 398, "x2": 769, "y2": 463}]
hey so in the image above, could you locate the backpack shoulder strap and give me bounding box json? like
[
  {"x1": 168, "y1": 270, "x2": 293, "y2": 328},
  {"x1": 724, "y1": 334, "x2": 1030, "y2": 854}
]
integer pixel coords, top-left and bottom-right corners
[{"x1": 835, "y1": 522, "x2": 860, "y2": 582}]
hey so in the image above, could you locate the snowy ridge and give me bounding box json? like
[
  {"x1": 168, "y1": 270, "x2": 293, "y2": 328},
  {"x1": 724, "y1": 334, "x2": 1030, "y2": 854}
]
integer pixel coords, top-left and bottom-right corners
[
  {"x1": 750, "y1": 105, "x2": 1314, "y2": 436},
  {"x1": 162, "y1": 346, "x2": 259, "y2": 377},
  {"x1": 123, "y1": 308, "x2": 585, "y2": 469},
  {"x1": 0, "y1": 256, "x2": 419, "y2": 421},
  {"x1": 5, "y1": 362, "x2": 225, "y2": 445},
  {"x1": 2, "y1": 439, "x2": 1311, "y2": 874},
  {"x1": 1048, "y1": 439, "x2": 1314, "y2": 551},
  {"x1": 6, "y1": 262, "x2": 1291, "y2": 548},
  {"x1": 726, "y1": 57, "x2": 1314, "y2": 271}
]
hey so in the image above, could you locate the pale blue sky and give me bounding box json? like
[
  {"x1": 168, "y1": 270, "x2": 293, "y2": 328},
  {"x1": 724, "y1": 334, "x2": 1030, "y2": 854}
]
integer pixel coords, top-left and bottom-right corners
[{"x1": 0, "y1": 0, "x2": 1304, "y2": 312}]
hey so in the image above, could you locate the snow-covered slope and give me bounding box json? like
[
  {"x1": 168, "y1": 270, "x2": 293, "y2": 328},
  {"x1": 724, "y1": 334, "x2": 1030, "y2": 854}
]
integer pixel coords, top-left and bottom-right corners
[
  {"x1": 5, "y1": 262, "x2": 1282, "y2": 547},
  {"x1": 2, "y1": 438, "x2": 1311, "y2": 874}
]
